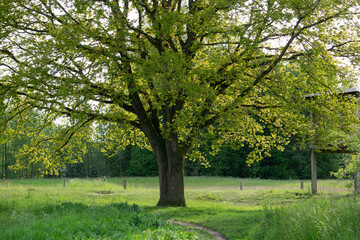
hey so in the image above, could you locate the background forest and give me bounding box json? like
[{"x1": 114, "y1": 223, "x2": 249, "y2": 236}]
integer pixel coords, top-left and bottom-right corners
[{"x1": 0, "y1": 113, "x2": 342, "y2": 180}]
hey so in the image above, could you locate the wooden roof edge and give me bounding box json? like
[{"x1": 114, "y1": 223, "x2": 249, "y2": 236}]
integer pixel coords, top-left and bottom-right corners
[
  {"x1": 304, "y1": 87, "x2": 360, "y2": 99},
  {"x1": 311, "y1": 145, "x2": 358, "y2": 154},
  {"x1": 317, "y1": 149, "x2": 356, "y2": 154}
]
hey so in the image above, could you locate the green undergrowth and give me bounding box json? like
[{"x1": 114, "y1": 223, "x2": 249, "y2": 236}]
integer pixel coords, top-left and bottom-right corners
[
  {"x1": 0, "y1": 200, "x2": 203, "y2": 240},
  {"x1": 249, "y1": 196, "x2": 360, "y2": 240}
]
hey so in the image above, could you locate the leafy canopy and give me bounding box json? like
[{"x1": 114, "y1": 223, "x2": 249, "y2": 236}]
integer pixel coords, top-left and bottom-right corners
[{"x1": 0, "y1": 0, "x2": 360, "y2": 173}]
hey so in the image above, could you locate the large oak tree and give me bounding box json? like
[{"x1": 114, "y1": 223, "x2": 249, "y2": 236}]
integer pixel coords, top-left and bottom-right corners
[{"x1": 1, "y1": 0, "x2": 360, "y2": 206}]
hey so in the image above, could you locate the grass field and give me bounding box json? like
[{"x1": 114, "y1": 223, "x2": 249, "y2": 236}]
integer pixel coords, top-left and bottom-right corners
[{"x1": 0, "y1": 177, "x2": 357, "y2": 239}]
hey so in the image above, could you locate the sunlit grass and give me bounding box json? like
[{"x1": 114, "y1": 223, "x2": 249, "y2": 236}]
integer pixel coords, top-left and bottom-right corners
[
  {"x1": 0, "y1": 178, "x2": 204, "y2": 239},
  {"x1": 0, "y1": 176, "x2": 352, "y2": 191},
  {"x1": 0, "y1": 177, "x2": 356, "y2": 239},
  {"x1": 0, "y1": 200, "x2": 202, "y2": 240},
  {"x1": 249, "y1": 196, "x2": 360, "y2": 240}
]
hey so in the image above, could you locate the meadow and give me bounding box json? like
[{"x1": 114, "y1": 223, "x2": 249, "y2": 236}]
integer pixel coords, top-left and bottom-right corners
[{"x1": 0, "y1": 177, "x2": 358, "y2": 239}]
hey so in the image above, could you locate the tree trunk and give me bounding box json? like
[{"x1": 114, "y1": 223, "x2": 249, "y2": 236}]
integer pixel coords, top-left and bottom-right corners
[
  {"x1": 131, "y1": 91, "x2": 187, "y2": 207},
  {"x1": 155, "y1": 137, "x2": 186, "y2": 207}
]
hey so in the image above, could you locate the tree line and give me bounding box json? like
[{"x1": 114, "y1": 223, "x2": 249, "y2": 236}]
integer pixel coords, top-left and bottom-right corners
[
  {"x1": 58, "y1": 144, "x2": 345, "y2": 180},
  {"x1": 1, "y1": 132, "x2": 342, "y2": 180}
]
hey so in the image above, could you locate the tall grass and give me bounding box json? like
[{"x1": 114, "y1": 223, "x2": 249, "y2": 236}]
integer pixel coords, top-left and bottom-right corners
[
  {"x1": 0, "y1": 198, "x2": 202, "y2": 240},
  {"x1": 249, "y1": 196, "x2": 360, "y2": 240}
]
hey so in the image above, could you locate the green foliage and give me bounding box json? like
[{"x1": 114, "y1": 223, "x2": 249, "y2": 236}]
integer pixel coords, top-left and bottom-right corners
[
  {"x1": 0, "y1": 0, "x2": 359, "y2": 165},
  {"x1": 185, "y1": 145, "x2": 341, "y2": 179},
  {"x1": 126, "y1": 146, "x2": 158, "y2": 177},
  {"x1": 1, "y1": 122, "x2": 342, "y2": 180},
  {"x1": 0, "y1": 107, "x2": 51, "y2": 178},
  {"x1": 330, "y1": 128, "x2": 360, "y2": 182},
  {"x1": 1, "y1": 0, "x2": 360, "y2": 206},
  {"x1": 334, "y1": 154, "x2": 360, "y2": 180}
]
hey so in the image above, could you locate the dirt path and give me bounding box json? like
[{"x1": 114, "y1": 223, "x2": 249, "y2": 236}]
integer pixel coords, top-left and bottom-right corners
[{"x1": 171, "y1": 220, "x2": 226, "y2": 240}]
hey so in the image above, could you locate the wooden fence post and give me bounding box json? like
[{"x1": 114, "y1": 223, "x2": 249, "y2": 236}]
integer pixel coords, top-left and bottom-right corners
[
  {"x1": 63, "y1": 179, "x2": 66, "y2": 188},
  {"x1": 123, "y1": 180, "x2": 127, "y2": 190},
  {"x1": 300, "y1": 181, "x2": 304, "y2": 190},
  {"x1": 240, "y1": 182, "x2": 243, "y2": 190}
]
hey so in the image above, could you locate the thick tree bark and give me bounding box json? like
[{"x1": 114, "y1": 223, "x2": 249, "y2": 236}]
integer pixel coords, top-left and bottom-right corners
[
  {"x1": 131, "y1": 90, "x2": 186, "y2": 207},
  {"x1": 141, "y1": 121, "x2": 186, "y2": 207},
  {"x1": 155, "y1": 137, "x2": 186, "y2": 207},
  {"x1": 135, "y1": 120, "x2": 187, "y2": 207}
]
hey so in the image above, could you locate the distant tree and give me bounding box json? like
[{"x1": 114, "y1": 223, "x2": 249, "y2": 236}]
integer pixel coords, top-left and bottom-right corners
[
  {"x1": 126, "y1": 146, "x2": 158, "y2": 176},
  {"x1": 0, "y1": 99, "x2": 50, "y2": 178},
  {"x1": 185, "y1": 143, "x2": 341, "y2": 179},
  {"x1": 332, "y1": 131, "x2": 360, "y2": 183},
  {"x1": 1, "y1": 0, "x2": 359, "y2": 206}
]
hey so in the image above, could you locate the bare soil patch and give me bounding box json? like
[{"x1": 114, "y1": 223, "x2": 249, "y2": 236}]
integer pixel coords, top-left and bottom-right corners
[
  {"x1": 93, "y1": 190, "x2": 113, "y2": 195},
  {"x1": 171, "y1": 220, "x2": 226, "y2": 240}
]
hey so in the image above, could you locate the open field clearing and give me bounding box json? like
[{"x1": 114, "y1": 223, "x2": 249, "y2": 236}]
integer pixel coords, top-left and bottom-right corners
[{"x1": 0, "y1": 177, "x2": 358, "y2": 239}]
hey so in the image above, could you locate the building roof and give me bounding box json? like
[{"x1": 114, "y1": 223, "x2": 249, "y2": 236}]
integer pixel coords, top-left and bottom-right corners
[{"x1": 305, "y1": 87, "x2": 360, "y2": 99}]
